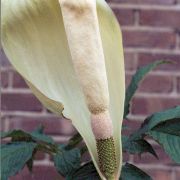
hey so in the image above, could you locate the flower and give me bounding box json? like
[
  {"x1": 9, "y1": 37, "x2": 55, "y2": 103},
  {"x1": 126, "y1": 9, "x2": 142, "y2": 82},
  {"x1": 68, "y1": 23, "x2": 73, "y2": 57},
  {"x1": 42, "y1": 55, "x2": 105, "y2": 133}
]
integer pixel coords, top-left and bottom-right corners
[{"x1": 2, "y1": 0, "x2": 125, "y2": 179}]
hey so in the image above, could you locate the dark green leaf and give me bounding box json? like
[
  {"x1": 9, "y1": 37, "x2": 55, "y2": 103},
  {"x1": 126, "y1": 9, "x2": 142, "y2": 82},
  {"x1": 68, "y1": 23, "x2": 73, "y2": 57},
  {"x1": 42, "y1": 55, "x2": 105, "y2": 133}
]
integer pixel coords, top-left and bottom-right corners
[
  {"x1": 26, "y1": 149, "x2": 37, "y2": 172},
  {"x1": 1, "y1": 142, "x2": 36, "y2": 180},
  {"x1": 129, "y1": 106, "x2": 180, "y2": 163},
  {"x1": 67, "y1": 162, "x2": 100, "y2": 180},
  {"x1": 148, "y1": 130, "x2": 180, "y2": 163},
  {"x1": 1, "y1": 128, "x2": 54, "y2": 145},
  {"x1": 32, "y1": 124, "x2": 44, "y2": 134},
  {"x1": 0, "y1": 130, "x2": 31, "y2": 141},
  {"x1": 141, "y1": 106, "x2": 180, "y2": 130},
  {"x1": 150, "y1": 118, "x2": 180, "y2": 161},
  {"x1": 122, "y1": 136, "x2": 157, "y2": 158},
  {"x1": 120, "y1": 163, "x2": 152, "y2": 180},
  {"x1": 65, "y1": 133, "x2": 82, "y2": 150},
  {"x1": 130, "y1": 106, "x2": 180, "y2": 141},
  {"x1": 30, "y1": 131, "x2": 54, "y2": 144},
  {"x1": 124, "y1": 60, "x2": 170, "y2": 118},
  {"x1": 152, "y1": 118, "x2": 180, "y2": 136},
  {"x1": 122, "y1": 124, "x2": 130, "y2": 130},
  {"x1": 26, "y1": 157, "x2": 34, "y2": 172},
  {"x1": 69, "y1": 162, "x2": 152, "y2": 180},
  {"x1": 54, "y1": 145, "x2": 81, "y2": 177}
]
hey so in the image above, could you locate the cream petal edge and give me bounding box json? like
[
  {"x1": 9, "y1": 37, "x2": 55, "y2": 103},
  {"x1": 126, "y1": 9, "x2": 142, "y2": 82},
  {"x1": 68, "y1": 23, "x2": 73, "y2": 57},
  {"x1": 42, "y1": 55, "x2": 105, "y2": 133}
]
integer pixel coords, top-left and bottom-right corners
[
  {"x1": 26, "y1": 80, "x2": 64, "y2": 117},
  {"x1": 97, "y1": 0, "x2": 125, "y2": 178}
]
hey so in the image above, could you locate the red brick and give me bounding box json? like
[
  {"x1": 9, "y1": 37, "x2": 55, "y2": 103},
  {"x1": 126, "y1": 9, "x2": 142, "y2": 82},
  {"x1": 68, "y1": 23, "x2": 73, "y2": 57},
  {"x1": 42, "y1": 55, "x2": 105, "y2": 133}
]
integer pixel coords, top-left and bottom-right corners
[
  {"x1": 140, "y1": 10, "x2": 180, "y2": 29},
  {"x1": 80, "y1": 150, "x2": 91, "y2": 162},
  {"x1": 123, "y1": 152, "x2": 129, "y2": 162},
  {"x1": 137, "y1": 53, "x2": 180, "y2": 71},
  {"x1": 13, "y1": 71, "x2": 28, "y2": 88},
  {"x1": 1, "y1": 93, "x2": 43, "y2": 111},
  {"x1": 138, "y1": 75, "x2": 174, "y2": 93},
  {"x1": 125, "y1": 74, "x2": 133, "y2": 88},
  {"x1": 0, "y1": 49, "x2": 11, "y2": 67},
  {"x1": 0, "y1": 118, "x2": 5, "y2": 131},
  {"x1": 10, "y1": 166, "x2": 63, "y2": 180},
  {"x1": 131, "y1": 97, "x2": 180, "y2": 115},
  {"x1": 122, "y1": 119, "x2": 141, "y2": 135},
  {"x1": 143, "y1": 169, "x2": 172, "y2": 180},
  {"x1": 134, "y1": 145, "x2": 175, "y2": 165},
  {"x1": 112, "y1": 9, "x2": 134, "y2": 25},
  {"x1": 122, "y1": 30, "x2": 176, "y2": 49},
  {"x1": 1, "y1": 71, "x2": 9, "y2": 88},
  {"x1": 34, "y1": 151, "x2": 45, "y2": 160},
  {"x1": 177, "y1": 77, "x2": 180, "y2": 93},
  {"x1": 7, "y1": 116, "x2": 75, "y2": 135},
  {"x1": 1, "y1": 138, "x2": 11, "y2": 144},
  {"x1": 107, "y1": 0, "x2": 175, "y2": 5},
  {"x1": 124, "y1": 52, "x2": 136, "y2": 71},
  {"x1": 175, "y1": 170, "x2": 180, "y2": 180}
]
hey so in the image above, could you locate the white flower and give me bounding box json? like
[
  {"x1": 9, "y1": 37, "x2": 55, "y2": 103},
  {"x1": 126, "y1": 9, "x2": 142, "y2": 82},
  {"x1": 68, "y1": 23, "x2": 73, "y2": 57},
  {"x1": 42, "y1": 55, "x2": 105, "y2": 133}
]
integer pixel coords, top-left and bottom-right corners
[{"x1": 2, "y1": 0, "x2": 125, "y2": 179}]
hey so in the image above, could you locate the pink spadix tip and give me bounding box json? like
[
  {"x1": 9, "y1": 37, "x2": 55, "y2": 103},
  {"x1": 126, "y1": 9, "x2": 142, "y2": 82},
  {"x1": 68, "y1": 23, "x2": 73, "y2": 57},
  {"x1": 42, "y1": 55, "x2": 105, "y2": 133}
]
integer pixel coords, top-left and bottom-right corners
[{"x1": 91, "y1": 110, "x2": 113, "y2": 140}]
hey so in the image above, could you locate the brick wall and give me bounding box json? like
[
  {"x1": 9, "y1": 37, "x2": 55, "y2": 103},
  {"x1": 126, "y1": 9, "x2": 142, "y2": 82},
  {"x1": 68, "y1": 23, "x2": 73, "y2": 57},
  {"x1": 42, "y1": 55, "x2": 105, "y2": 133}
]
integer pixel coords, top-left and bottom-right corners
[{"x1": 1, "y1": 0, "x2": 180, "y2": 179}]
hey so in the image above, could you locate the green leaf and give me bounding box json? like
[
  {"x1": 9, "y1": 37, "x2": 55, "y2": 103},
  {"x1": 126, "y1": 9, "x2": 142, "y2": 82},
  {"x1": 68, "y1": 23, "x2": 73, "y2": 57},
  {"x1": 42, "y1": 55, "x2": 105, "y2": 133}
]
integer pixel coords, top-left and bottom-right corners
[
  {"x1": 54, "y1": 145, "x2": 81, "y2": 177},
  {"x1": 129, "y1": 106, "x2": 180, "y2": 163},
  {"x1": 124, "y1": 60, "x2": 170, "y2": 118},
  {"x1": 1, "y1": 128, "x2": 54, "y2": 145},
  {"x1": 122, "y1": 124, "x2": 131, "y2": 130},
  {"x1": 26, "y1": 148, "x2": 37, "y2": 172},
  {"x1": 142, "y1": 106, "x2": 180, "y2": 130},
  {"x1": 148, "y1": 131, "x2": 180, "y2": 164},
  {"x1": 120, "y1": 163, "x2": 152, "y2": 180},
  {"x1": 67, "y1": 162, "x2": 100, "y2": 180},
  {"x1": 1, "y1": 142, "x2": 36, "y2": 180},
  {"x1": 65, "y1": 133, "x2": 82, "y2": 150},
  {"x1": 30, "y1": 131, "x2": 54, "y2": 144},
  {"x1": 0, "y1": 130, "x2": 31, "y2": 141},
  {"x1": 152, "y1": 118, "x2": 180, "y2": 136},
  {"x1": 68, "y1": 162, "x2": 152, "y2": 180},
  {"x1": 26, "y1": 156, "x2": 34, "y2": 172},
  {"x1": 32, "y1": 124, "x2": 44, "y2": 134},
  {"x1": 148, "y1": 118, "x2": 180, "y2": 163},
  {"x1": 122, "y1": 136, "x2": 158, "y2": 158},
  {"x1": 130, "y1": 106, "x2": 180, "y2": 140}
]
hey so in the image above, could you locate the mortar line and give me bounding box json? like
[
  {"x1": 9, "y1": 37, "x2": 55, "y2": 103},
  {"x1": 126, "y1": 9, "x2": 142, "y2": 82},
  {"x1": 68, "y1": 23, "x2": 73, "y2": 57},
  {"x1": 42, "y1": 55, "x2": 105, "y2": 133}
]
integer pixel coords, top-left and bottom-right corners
[
  {"x1": 126, "y1": 70, "x2": 180, "y2": 76},
  {"x1": 1, "y1": 111, "x2": 59, "y2": 117},
  {"x1": 175, "y1": 31, "x2": 180, "y2": 50},
  {"x1": 135, "y1": 163, "x2": 180, "y2": 170},
  {"x1": 124, "y1": 47, "x2": 180, "y2": 54},
  {"x1": 171, "y1": 170, "x2": 176, "y2": 180},
  {"x1": 110, "y1": 3, "x2": 180, "y2": 11},
  {"x1": 121, "y1": 26, "x2": 174, "y2": 32},
  {"x1": 134, "y1": 9, "x2": 140, "y2": 27},
  {"x1": 8, "y1": 70, "x2": 13, "y2": 89},
  {"x1": 34, "y1": 160, "x2": 53, "y2": 166},
  {"x1": 134, "y1": 92, "x2": 180, "y2": 98},
  {"x1": 1, "y1": 88, "x2": 32, "y2": 93},
  {"x1": 172, "y1": 76, "x2": 178, "y2": 94}
]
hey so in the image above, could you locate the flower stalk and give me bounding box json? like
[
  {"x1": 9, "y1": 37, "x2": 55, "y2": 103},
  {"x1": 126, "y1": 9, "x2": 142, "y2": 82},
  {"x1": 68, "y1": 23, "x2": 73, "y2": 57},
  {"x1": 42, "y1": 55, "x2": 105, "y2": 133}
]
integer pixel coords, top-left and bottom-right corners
[{"x1": 59, "y1": 0, "x2": 117, "y2": 179}]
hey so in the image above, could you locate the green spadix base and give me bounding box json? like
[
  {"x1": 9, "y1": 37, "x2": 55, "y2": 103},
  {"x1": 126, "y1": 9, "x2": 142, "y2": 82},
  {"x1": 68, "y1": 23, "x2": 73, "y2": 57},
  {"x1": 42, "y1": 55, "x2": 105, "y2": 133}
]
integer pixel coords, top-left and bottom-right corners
[{"x1": 96, "y1": 137, "x2": 117, "y2": 180}]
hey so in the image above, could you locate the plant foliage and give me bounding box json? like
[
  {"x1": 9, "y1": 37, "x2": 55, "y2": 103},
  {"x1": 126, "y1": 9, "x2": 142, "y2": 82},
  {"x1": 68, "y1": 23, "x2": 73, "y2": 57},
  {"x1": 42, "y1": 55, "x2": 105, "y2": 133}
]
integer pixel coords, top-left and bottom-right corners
[{"x1": 1, "y1": 142, "x2": 36, "y2": 180}]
